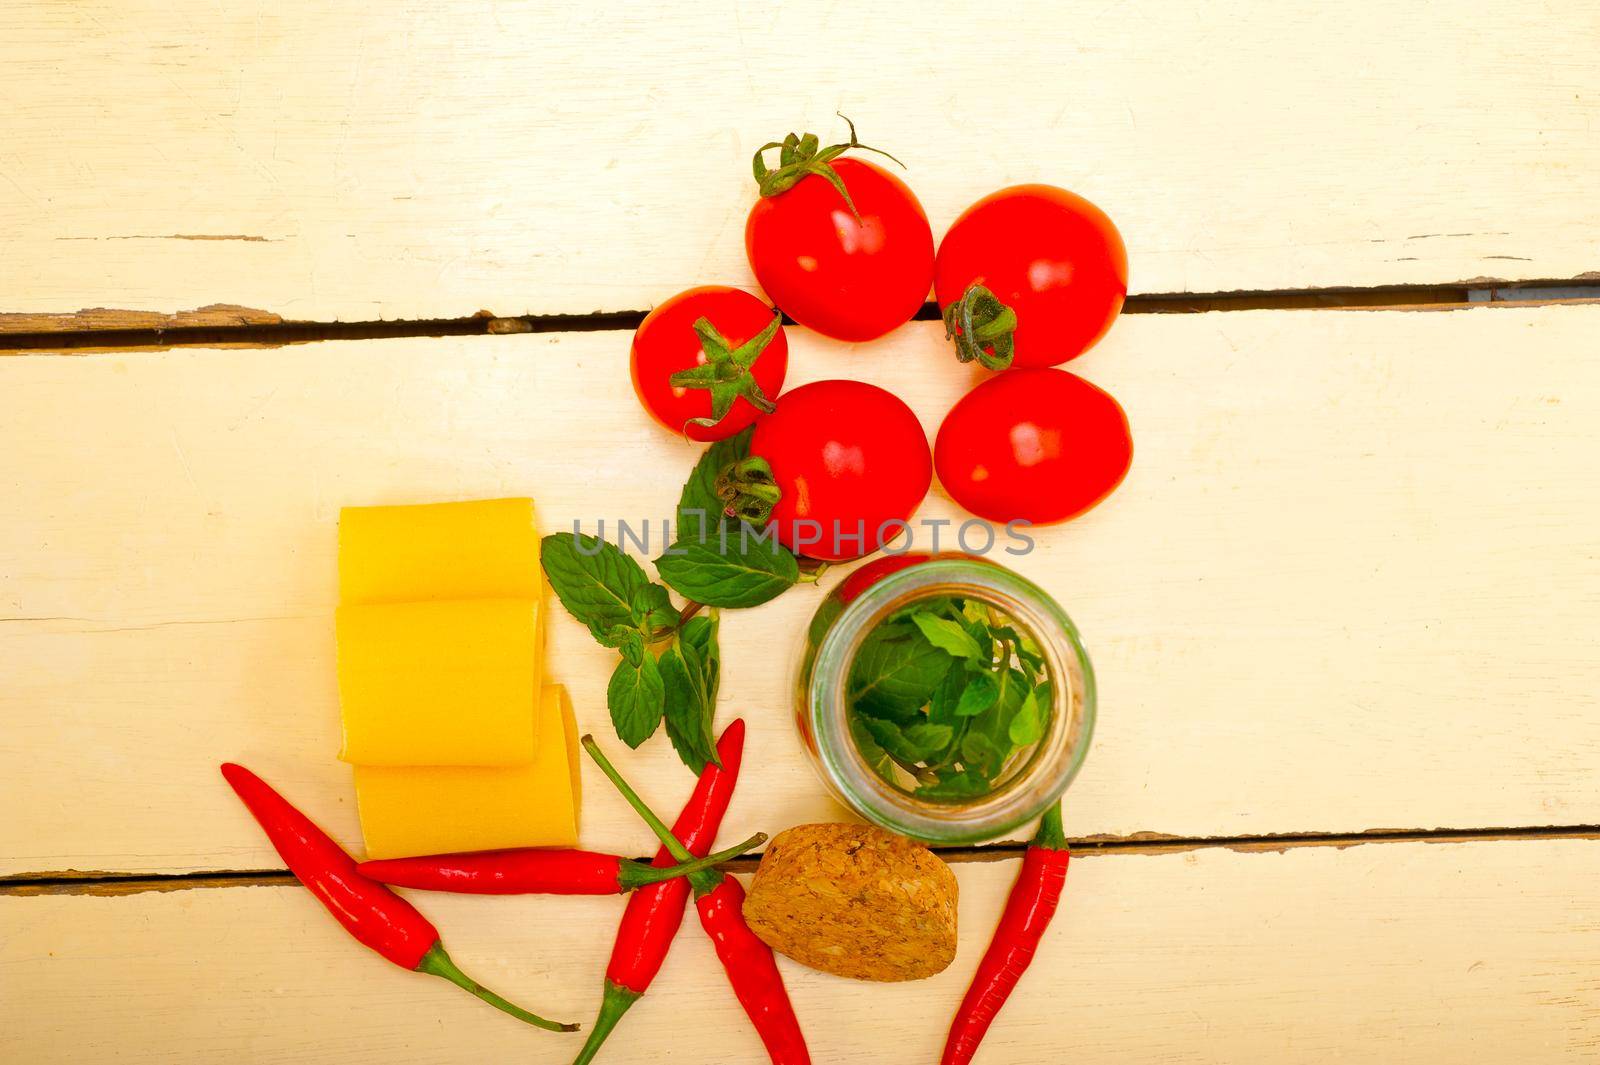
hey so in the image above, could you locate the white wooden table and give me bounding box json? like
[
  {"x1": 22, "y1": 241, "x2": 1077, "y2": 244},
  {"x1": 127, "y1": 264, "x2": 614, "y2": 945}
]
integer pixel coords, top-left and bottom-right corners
[{"x1": 4, "y1": 3, "x2": 1599, "y2": 1062}]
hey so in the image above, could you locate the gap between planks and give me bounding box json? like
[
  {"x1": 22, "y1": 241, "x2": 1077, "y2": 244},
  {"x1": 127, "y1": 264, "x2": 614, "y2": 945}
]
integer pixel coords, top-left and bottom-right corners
[
  {"x1": 3, "y1": 280, "x2": 1599, "y2": 354},
  {"x1": 6, "y1": 823, "x2": 1597, "y2": 897}
]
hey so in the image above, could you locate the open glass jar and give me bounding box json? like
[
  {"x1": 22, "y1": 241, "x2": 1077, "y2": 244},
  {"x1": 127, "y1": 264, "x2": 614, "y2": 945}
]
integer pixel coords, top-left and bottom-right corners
[{"x1": 796, "y1": 554, "x2": 1095, "y2": 844}]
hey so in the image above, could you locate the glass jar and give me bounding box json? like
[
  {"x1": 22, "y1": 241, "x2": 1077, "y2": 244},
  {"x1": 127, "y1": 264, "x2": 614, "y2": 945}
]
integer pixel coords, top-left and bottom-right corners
[{"x1": 796, "y1": 554, "x2": 1095, "y2": 844}]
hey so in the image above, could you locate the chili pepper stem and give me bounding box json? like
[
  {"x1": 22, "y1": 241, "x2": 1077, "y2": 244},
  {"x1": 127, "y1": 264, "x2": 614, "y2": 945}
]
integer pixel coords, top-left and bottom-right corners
[
  {"x1": 582, "y1": 735, "x2": 701, "y2": 864},
  {"x1": 571, "y1": 981, "x2": 643, "y2": 1065},
  {"x1": 1033, "y1": 801, "x2": 1068, "y2": 851},
  {"x1": 619, "y1": 831, "x2": 767, "y2": 890},
  {"x1": 414, "y1": 942, "x2": 578, "y2": 1032}
]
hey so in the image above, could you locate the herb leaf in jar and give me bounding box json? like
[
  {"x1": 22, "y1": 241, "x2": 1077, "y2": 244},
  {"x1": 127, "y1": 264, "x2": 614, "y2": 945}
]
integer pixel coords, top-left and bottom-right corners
[
  {"x1": 847, "y1": 595, "x2": 1051, "y2": 800},
  {"x1": 848, "y1": 620, "x2": 952, "y2": 719},
  {"x1": 910, "y1": 612, "x2": 984, "y2": 660}
]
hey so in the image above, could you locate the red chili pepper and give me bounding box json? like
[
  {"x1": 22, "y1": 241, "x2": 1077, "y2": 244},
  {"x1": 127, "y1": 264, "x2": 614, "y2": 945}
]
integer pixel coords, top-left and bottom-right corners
[
  {"x1": 693, "y1": 874, "x2": 809, "y2": 1064},
  {"x1": 584, "y1": 733, "x2": 810, "y2": 1065},
  {"x1": 357, "y1": 832, "x2": 766, "y2": 895},
  {"x1": 572, "y1": 718, "x2": 746, "y2": 1065},
  {"x1": 939, "y1": 802, "x2": 1070, "y2": 1065},
  {"x1": 220, "y1": 763, "x2": 577, "y2": 1033}
]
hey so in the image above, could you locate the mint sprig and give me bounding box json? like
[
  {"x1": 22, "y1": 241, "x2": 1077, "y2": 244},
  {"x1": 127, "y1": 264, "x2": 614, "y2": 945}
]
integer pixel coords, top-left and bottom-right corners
[
  {"x1": 847, "y1": 596, "x2": 1052, "y2": 799},
  {"x1": 659, "y1": 426, "x2": 801, "y2": 608},
  {"x1": 540, "y1": 427, "x2": 808, "y2": 773},
  {"x1": 542, "y1": 529, "x2": 728, "y2": 772}
]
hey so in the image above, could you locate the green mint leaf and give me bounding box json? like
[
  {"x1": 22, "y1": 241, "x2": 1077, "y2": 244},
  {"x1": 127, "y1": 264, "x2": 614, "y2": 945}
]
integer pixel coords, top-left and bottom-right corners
[
  {"x1": 850, "y1": 713, "x2": 898, "y2": 782},
  {"x1": 541, "y1": 533, "x2": 652, "y2": 639},
  {"x1": 614, "y1": 627, "x2": 646, "y2": 666},
  {"x1": 596, "y1": 622, "x2": 640, "y2": 652},
  {"x1": 629, "y1": 582, "x2": 670, "y2": 619},
  {"x1": 660, "y1": 647, "x2": 713, "y2": 771},
  {"x1": 629, "y1": 583, "x2": 680, "y2": 637},
  {"x1": 995, "y1": 666, "x2": 1031, "y2": 714},
  {"x1": 679, "y1": 614, "x2": 720, "y2": 685},
  {"x1": 676, "y1": 427, "x2": 753, "y2": 542},
  {"x1": 955, "y1": 671, "x2": 999, "y2": 717},
  {"x1": 679, "y1": 613, "x2": 714, "y2": 653},
  {"x1": 993, "y1": 625, "x2": 1045, "y2": 673},
  {"x1": 918, "y1": 766, "x2": 992, "y2": 800},
  {"x1": 903, "y1": 722, "x2": 954, "y2": 760},
  {"x1": 1008, "y1": 685, "x2": 1045, "y2": 747},
  {"x1": 661, "y1": 616, "x2": 721, "y2": 773},
  {"x1": 608, "y1": 652, "x2": 665, "y2": 747},
  {"x1": 655, "y1": 528, "x2": 798, "y2": 608},
  {"x1": 927, "y1": 662, "x2": 966, "y2": 725},
  {"x1": 975, "y1": 667, "x2": 1032, "y2": 750},
  {"x1": 860, "y1": 717, "x2": 922, "y2": 767},
  {"x1": 963, "y1": 617, "x2": 995, "y2": 664},
  {"x1": 960, "y1": 731, "x2": 1004, "y2": 777},
  {"x1": 852, "y1": 688, "x2": 925, "y2": 724},
  {"x1": 943, "y1": 717, "x2": 971, "y2": 760},
  {"x1": 911, "y1": 613, "x2": 984, "y2": 660},
  {"x1": 849, "y1": 622, "x2": 951, "y2": 712},
  {"x1": 891, "y1": 597, "x2": 960, "y2": 625}
]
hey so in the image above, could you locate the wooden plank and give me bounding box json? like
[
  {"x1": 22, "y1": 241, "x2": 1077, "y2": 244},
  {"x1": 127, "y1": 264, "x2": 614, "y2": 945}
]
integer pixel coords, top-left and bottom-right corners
[
  {"x1": 3, "y1": 840, "x2": 1597, "y2": 1062},
  {"x1": 4, "y1": 1, "x2": 1598, "y2": 332},
  {"x1": 3, "y1": 306, "x2": 1597, "y2": 875}
]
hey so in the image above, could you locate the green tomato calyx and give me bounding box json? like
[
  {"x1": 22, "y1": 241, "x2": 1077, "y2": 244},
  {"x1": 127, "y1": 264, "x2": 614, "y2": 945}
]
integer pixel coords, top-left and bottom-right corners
[{"x1": 751, "y1": 114, "x2": 905, "y2": 220}]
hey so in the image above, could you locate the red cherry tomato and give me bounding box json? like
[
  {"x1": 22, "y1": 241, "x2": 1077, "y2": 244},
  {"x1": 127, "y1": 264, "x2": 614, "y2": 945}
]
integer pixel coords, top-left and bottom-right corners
[
  {"x1": 935, "y1": 368, "x2": 1131, "y2": 525},
  {"x1": 738, "y1": 381, "x2": 932, "y2": 562},
  {"x1": 935, "y1": 185, "x2": 1127, "y2": 368},
  {"x1": 746, "y1": 157, "x2": 934, "y2": 342},
  {"x1": 630, "y1": 286, "x2": 788, "y2": 441}
]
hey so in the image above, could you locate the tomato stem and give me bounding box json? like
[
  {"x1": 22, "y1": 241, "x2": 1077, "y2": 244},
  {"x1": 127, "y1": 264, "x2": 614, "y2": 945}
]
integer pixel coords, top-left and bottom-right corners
[
  {"x1": 665, "y1": 310, "x2": 783, "y2": 435},
  {"x1": 714, "y1": 456, "x2": 782, "y2": 525},
  {"x1": 942, "y1": 283, "x2": 1018, "y2": 371},
  {"x1": 750, "y1": 114, "x2": 904, "y2": 220}
]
